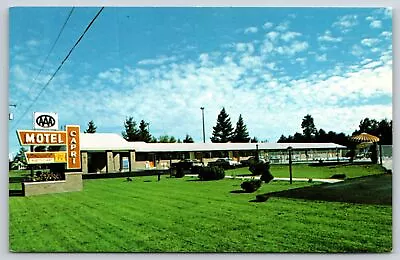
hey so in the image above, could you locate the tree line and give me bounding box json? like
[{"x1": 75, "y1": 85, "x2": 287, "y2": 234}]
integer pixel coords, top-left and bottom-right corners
[
  {"x1": 84, "y1": 107, "x2": 256, "y2": 143},
  {"x1": 85, "y1": 118, "x2": 194, "y2": 143},
  {"x1": 83, "y1": 112, "x2": 391, "y2": 146},
  {"x1": 277, "y1": 114, "x2": 392, "y2": 146}
]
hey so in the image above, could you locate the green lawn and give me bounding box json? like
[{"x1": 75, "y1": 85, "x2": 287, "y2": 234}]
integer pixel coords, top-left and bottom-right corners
[
  {"x1": 9, "y1": 175, "x2": 392, "y2": 253},
  {"x1": 9, "y1": 169, "x2": 31, "y2": 178},
  {"x1": 226, "y1": 163, "x2": 385, "y2": 179}
]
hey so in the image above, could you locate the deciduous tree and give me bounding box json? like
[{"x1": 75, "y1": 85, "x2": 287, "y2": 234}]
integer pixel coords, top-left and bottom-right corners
[{"x1": 301, "y1": 114, "x2": 317, "y2": 141}]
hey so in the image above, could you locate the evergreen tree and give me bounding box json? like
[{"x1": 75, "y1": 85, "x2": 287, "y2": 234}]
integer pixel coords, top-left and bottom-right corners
[
  {"x1": 232, "y1": 114, "x2": 250, "y2": 142},
  {"x1": 301, "y1": 114, "x2": 317, "y2": 141},
  {"x1": 84, "y1": 120, "x2": 97, "y2": 133},
  {"x1": 210, "y1": 107, "x2": 234, "y2": 143},
  {"x1": 183, "y1": 134, "x2": 194, "y2": 143},
  {"x1": 11, "y1": 147, "x2": 28, "y2": 169},
  {"x1": 138, "y1": 120, "x2": 152, "y2": 142},
  {"x1": 149, "y1": 136, "x2": 158, "y2": 143},
  {"x1": 250, "y1": 136, "x2": 259, "y2": 143},
  {"x1": 159, "y1": 135, "x2": 177, "y2": 143},
  {"x1": 122, "y1": 117, "x2": 140, "y2": 141},
  {"x1": 277, "y1": 135, "x2": 288, "y2": 143}
]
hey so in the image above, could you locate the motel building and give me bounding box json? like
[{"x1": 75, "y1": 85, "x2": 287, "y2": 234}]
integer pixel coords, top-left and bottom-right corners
[{"x1": 78, "y1": 133, "x2": 347, "y2": 174}]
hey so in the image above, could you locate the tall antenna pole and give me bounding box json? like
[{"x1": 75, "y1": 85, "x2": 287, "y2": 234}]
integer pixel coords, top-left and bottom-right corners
[{"x1": 200, "y1": 107, "x2": 205, "y2": 143}]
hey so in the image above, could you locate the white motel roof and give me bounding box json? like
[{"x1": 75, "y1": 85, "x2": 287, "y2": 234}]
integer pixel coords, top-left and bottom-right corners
[
  {"x1": 80, "y1": 133, "x2": 133, "y2": 151},
  {"x1": 80, "y1": 133, "x2": 347, "y2": 152}
]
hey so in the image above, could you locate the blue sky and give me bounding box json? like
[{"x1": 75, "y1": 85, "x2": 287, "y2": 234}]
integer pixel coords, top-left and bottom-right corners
[{"x1": 9, "y1": 7, "x2": 392, "y2": 155}]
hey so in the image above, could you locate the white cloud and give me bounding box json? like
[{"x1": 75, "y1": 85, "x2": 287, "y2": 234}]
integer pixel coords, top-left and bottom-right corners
[
  {"x1": 276, "y1": 44, "x2": 308, "y2": 56},
  {"x1": 275, "y1": 21, "x2": 290, "y2": 31},
  {"x1": 332, "y1": 15, "x2": 358, "y2": 32},
  {"x1": 262, "y1": 22, "x2": 273, "y2": 29},
  {"x1": 318, "y1": 30, "x2": 342, "y2": 42},
  {"x1": 266, "y1": 62, "x2": 276, "y2": 70},
  {"x1": 361, "y1": 38, "x2": 380, "y2": 47},
  {"x1": 360, "y1": 58, "x2": 373, "y2": 65},
  {"x1": 239, "y1": 55, "x2": 262, "y2": 69},
  {"x1": 363, "y1": 60, "x2": 383, "y2": 69},
  {"x1": 199, "y1": 53, "x2": 210, "y2": 66},
  {"x1": 370, "y1": 20, "x2": 382, "y2": 28},
  {"x1": 280, "y1": 31, "x2": 302, "y2": 42},
  {"x1": 380, "y1": 31, "x2": 392, "y2": 38},
  {"x1": 236, "y1": 42, "x2": 255, "y2": 54},
  {"x1": 373, "y1": 8, "x2": 392, "y2": 19},
  {"x1": 351, "y1": 44, "x2": 363, "y2": 56},
  {"x1": 98, "y1": 68, "x2": 122, "y2": 84},
  {"x1": 138, "y1": 55, "x2": 177, "y2": 65},
  {"x1": 315, "y1": 54, "x2": 327, "y2": 62},
  {"x1": 26, "y1": 39, "x2": 40, "y2": 47},
  {"x1": 260, "y1": 40, "x2": 274, "y2": 54},
  {"x1": 284, "y1": 41, "x2": 309, "y2": 55},
  {"x1": 266, "y1": 31, "x2": 279, "y2": 41},
  {"x1": 244, "y1": 27, "x2": 258, "y2": 34},
  {"x1": 295, "y1": 57, "x2": 307, "y2": 65}
]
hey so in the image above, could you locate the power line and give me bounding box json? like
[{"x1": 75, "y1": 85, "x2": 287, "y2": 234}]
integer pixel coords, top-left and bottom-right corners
[
  {"x1": 25, "y1": 7, "x2": 75, "y2": 96},
  {"x1": 11, "y1": 7, "x2": 105, "y2": 131}
]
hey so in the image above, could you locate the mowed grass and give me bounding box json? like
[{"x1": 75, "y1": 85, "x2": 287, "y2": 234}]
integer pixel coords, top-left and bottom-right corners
[
  {"x1": 226, "y1": 163, "x2": 385, "y2": 179},
  {"x1": 9, "y1": 175, "x2": 392, "y2": 253}
]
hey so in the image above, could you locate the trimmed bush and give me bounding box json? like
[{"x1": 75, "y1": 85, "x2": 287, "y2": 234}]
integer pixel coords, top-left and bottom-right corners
[
  {"x1": 330, "y1": 174, "x2": 346, "y2": 179},
  {"x1": 241, "y1": 179, "x2": 262, "y2": 193},
  {"x1": 32, "y1": 171, "x2": 65, "y2": 182},
  {"x1": 191, "y1": 165, "x2": 203, "y2": 175},
  {"x1": 175, "y1": 167, "x2": 185, "y2": 178},
  {"x1": 198, "y1": 166, "x2": 225, "y2": 181},
  {"x1": 249, "y1": 162, "x2": 274, "y2": 183}
]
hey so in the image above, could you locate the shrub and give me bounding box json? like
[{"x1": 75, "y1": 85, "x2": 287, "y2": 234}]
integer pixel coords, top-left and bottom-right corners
[
  {"x1": 198, "y1": 166, "x2": 225, "y2": 181},
  {"x1": 369, "y1": 144, "x2": 378, "y2": 164},
  {"x1": 32, "y1": 171, "x2": 65, "y2": 182},
  {"x1": 241, "y1": 179, "x2": 262, "y2": 193},
  {"x1": 249, "y1": 162, "x2": 274, "y2": 183},
  {"x1": 175, "y1": 167, "x2": 185, "y2": 178},
  {"x1": 191, "y1": 165, "x2": 203, "y2": 175},
  {"x1": 330, "y1": 174, "x2": 346, "y2": 179}
]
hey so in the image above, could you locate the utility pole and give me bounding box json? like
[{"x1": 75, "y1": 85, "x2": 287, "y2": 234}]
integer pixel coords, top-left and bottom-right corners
[
  {"x1": 288, "y1": 146, "x2": 293, "y2": 184},
  {"x1": 200, "y1": 107, "x2": 205, "y2": 143}
]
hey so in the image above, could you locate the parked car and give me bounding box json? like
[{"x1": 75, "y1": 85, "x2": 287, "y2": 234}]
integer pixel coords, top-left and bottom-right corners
[
  {"x1": 208, "y1": 158, "x2": 241, "y2": 169},
  {"x1": 171, "y1": 159, "x2": 204, "y2": 174}
]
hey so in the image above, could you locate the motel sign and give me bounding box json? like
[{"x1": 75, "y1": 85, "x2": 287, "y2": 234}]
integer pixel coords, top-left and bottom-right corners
[{"x1": 17, "y1": 125, "x2": 81, "y2": 169}]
